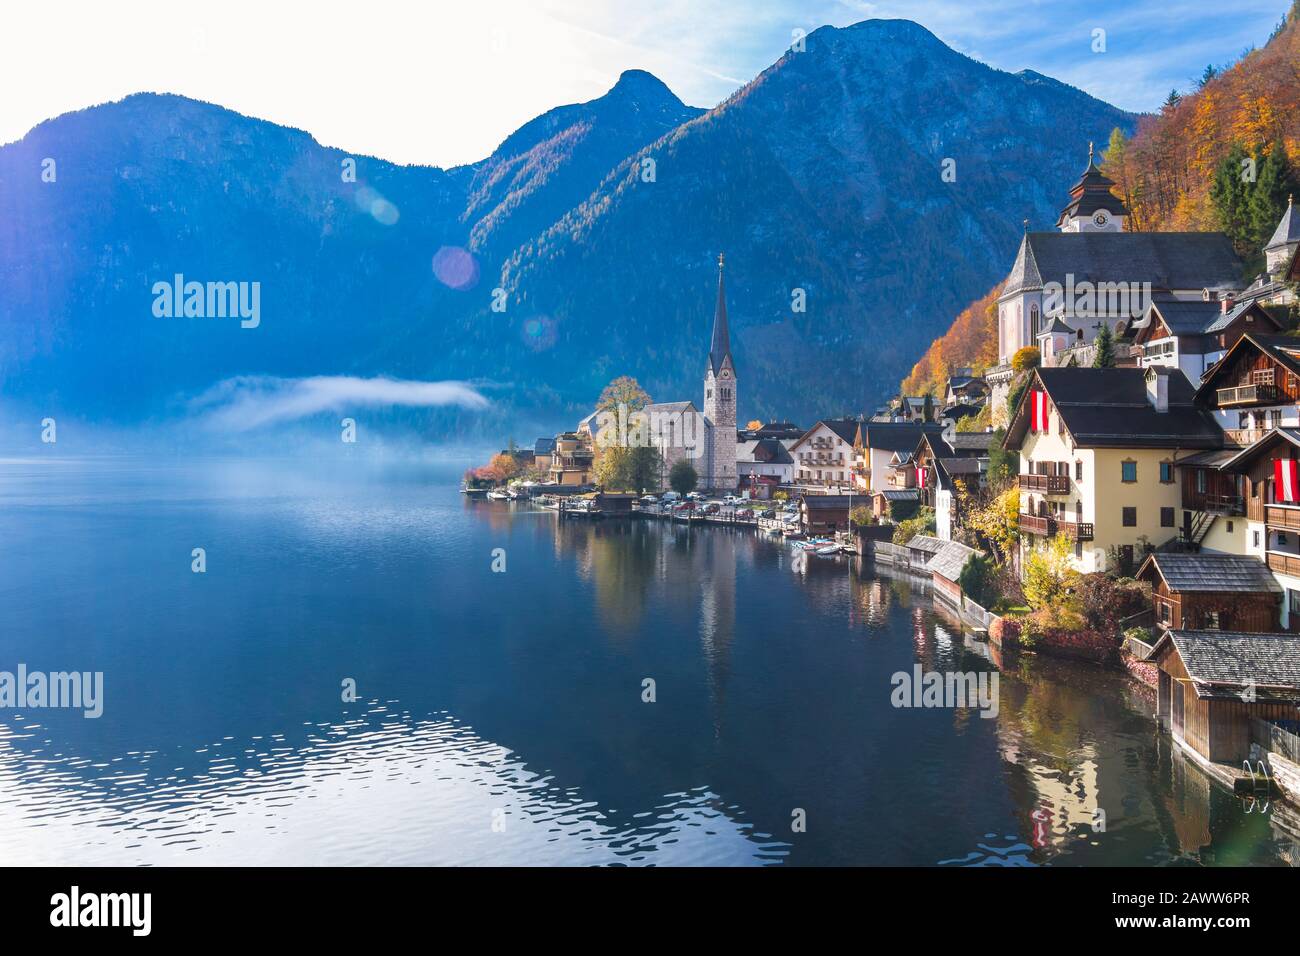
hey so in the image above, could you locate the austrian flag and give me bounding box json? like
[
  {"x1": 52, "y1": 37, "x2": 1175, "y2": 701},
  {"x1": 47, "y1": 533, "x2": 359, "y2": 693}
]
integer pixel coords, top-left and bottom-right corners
[
  {"x1": 1030, "y1": 390, "x2": 1049, "y2": 432},
  {"x1": 1276, "y1": 458, "x2": 1299, "y2": 503},
  {"x1": 916, "y1": 464, "x2": 927, "y2": 488}
]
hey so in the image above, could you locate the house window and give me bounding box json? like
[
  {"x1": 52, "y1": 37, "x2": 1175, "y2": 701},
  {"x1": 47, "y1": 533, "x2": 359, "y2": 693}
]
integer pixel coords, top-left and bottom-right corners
[
  {"x1": 1280, "y1": 532, "x2": 1290, "y2": 548},
  {"x1": 1226, "y1": 520, "x2": 1234, "y2": 533},
  {"x1": 1159, "y1": 461, "x2": 1174, "y2": 483},
  {"x1": 1075, "y1": 461, "x2": 1083, "y2": 481},
  {"x1": 1254, "y1": 530, "x2": 1262, "y2": 548},
  {"x1": 1195, "y1": 470, "x2": 1207, "y2": 493},
  {"x1": 1159, "y1": 601, "x2": 1171, "y2": 624},
  {"x1": 1123, "y1": 507, "x2": 1137, "y2": 527},
  {"x1": 1160, "y1": 507, "x2": 1174, "y2": 527},
  {"x1": 1290, "y1": 590, "x2": 1300, "y2": 618},
  {"x1": 1203, "y1": 610, "x2": 1222, "y2": 630},
  {"x1": 1121, "y1": 460, "x2": 1137, "y2": 483}
]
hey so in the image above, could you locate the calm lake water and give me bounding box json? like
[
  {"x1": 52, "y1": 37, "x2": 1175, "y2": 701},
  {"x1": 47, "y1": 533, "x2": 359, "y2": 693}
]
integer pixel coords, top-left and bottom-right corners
[{"x1": 0, "y1": 456, "x2": 1295, "y2": 866}]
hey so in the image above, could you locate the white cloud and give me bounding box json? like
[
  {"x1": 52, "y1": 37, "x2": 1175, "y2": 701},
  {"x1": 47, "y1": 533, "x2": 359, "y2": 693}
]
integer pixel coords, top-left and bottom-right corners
[{"x1": 190, "y1": 375, "x2": 491, "y2": 431}]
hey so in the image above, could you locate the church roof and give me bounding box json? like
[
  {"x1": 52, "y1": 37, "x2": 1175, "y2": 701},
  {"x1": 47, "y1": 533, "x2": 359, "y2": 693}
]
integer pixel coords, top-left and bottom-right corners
[
  {"x1": 1266, "y1": 196, "x2": 1300, "y2": 252},
  {"x1": 1001, "y1": 232, "x2": 1244, "y2": 297},
  {"x1": 709, "y1": 254, "x2": 732, "y2": 374},
  {"x1": 1056, "y1": 148, "x2": 1129, "y2": 226}
]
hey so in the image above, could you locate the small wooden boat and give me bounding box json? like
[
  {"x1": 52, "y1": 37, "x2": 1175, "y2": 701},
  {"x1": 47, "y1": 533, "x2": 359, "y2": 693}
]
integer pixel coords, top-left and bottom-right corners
[
  {"x1": 461, "y1": 485, "x2": 489, "y2": 497},
  {"x1": 486, "y1": 490, "x2": 510, "y2": 500}
]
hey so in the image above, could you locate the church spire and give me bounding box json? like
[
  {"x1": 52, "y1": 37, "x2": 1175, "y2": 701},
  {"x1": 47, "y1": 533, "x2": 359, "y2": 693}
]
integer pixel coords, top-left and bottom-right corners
[{"x1": 709, "y1": 252, "x2": 731, "y2": 375}]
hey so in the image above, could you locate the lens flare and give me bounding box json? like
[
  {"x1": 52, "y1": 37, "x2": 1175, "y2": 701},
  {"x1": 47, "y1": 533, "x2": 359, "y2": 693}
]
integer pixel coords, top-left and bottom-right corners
[{"x1": 431, "y1": 246, "x2": 480, "y2": 291}]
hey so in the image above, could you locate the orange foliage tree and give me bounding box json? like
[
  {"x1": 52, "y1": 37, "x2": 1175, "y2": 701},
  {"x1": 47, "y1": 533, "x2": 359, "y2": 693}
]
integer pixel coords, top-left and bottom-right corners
[{"x1": 900, "y1": 283, "x2": 1001, "y2": 397}]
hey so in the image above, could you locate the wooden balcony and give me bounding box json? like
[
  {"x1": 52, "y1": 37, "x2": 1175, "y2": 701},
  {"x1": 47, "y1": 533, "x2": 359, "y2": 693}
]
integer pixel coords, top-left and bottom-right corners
[
  {"x1": 1199, "y1": 494, "x2": 1246, "y2": 516},
  {"x1": 1223, "y1": 428, "x2": 1267, "y2": 447},
  {"x1": 1019, "y1": 513, "x2": 1094, "y2": 540},
  {"x1": 1018, "y1": 474, "x2": 1070, "y2": 494},
  {"x1": 1266, "y1": 505, "x2": 1300, "y2": 531},
  {"x1": 1216, "y1": 383, "x2": 1278, "y2": 407},
  {"x1": 1267, "y1": 551, "x2": 1300, "y2": 578}
]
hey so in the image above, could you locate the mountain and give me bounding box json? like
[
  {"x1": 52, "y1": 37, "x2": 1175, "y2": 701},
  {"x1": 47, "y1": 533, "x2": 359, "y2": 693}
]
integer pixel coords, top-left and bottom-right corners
[{"x1": 0, "y1": 18, "x2": 1134, "y2": 437}]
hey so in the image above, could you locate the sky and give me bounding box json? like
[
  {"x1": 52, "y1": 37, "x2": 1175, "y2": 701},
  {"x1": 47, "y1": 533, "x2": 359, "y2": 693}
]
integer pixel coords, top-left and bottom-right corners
[{"x1": 0, "y1": 0, "x2": 1290, "y2": 168}]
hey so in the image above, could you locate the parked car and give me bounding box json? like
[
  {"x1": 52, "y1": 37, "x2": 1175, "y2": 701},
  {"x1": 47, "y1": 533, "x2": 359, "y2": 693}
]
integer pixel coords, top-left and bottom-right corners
[
  {"x1": 639, "y1": 494, "x2": 659, "y2": 503},
  {"x1": 722, "y1": 494, "x2": 739, "y2": 505},
  {"x1": 760, "y1": 509, "x2": 775, "y2": 519},
  {"x1": 661, "y1": 491, "x2": 681, "y2": 502},
  {"x1": 703, "y1": 503, "x2": 721, "y2": 515},
  {"x1": 687, "y1": 492, "x2": 705, "y2": 501},
  {"x1": 673, "y1": 501, "x2": 694, "y2": 512}
]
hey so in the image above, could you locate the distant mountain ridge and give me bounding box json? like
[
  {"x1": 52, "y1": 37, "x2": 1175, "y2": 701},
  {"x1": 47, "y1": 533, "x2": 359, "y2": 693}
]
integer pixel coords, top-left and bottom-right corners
[{"x1": 0, "y1": 17, "x2": 1134, "y2": 436}]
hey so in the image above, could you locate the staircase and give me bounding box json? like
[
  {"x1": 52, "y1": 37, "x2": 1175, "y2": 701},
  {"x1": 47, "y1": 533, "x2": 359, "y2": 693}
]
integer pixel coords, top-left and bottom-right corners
[{"x1": 1179, "y1": 511, "x2": 1217, "y2": 551}]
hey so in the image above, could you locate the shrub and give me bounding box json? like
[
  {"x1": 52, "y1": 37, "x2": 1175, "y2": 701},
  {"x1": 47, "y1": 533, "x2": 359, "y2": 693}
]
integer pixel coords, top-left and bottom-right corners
[
  {"x1": 1078, "y1": 574, "x2": 1152, "y2": 630},
  {"x1": 959, "y1": 553, "x2": 997, "y2": 608},
  {"x1": 892, "y1": 506, "x2": 936, "y2": 545},
  {"x1": 1011, "y1": 346, "x2": 1040, "y2": 372},
  {"x1": 850, "y1": 505, "x2": 875, "y2": 528}
]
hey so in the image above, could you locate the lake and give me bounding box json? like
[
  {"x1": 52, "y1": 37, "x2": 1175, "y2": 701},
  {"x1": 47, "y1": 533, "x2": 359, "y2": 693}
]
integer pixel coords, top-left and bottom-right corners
[{"x1": 0, "y1": 456, "x2": 1294, "y2": 866}]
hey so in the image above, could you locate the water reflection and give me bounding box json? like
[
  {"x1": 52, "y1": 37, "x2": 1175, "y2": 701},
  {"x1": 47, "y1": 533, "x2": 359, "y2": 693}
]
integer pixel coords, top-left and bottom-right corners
[{"x1": 0, "y1": 463, "x2": 1295, "y2": 865}]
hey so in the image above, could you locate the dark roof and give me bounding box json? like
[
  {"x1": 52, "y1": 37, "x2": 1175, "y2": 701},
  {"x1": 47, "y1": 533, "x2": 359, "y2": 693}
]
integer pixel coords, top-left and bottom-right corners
[
  {"x1": 738, "y1": 437, "x2": 794, "y2": 465},
  {"x1": 708, "y1": 256, "x2": 732, "y2": 375},
  {"x1": 906, "y1": 535, "x2": 945, "y2": 554},
  {"x1": 1267, "y1": 197, "x2": 1299, "y2": 251},
  {"x1": 801, "y1": 495, "x2": 857, "y2": 509},
  {"x1": 861, "y1": 421, "x2": 944, "y2": 452},
  {"x1": 1137, "y1": 553, "x2": 1280, "y2": 594},
  {"x1": 1057, "y1": 154, "x2": 1130, "y2": 225},
  {"x1": 534, "y1": 438, "x2": 557, "y2": 455},
  {"x1": 938, "y1": 457, "x2": 984, "y2": 475},
  {"x1": 754, "y1": 422, "x2": 803, "y2": 438},
  {"x1": 929, "y1": 541, "x2": 979, "y2": 583},
  {"x1": 879, "y1": 489, "x2": 920, "y2": 501},
  {"x1": 948, "y1": 432, "x2": 996, "y2": 452},
  {"x1": 1007, "y1": 367, "x2": 1224, "y2": 450},
  {"x1": 1003, "y1": 232, "x2": 1244, "y2": 297},
  {"x1": 1175, "y1": 447, "x2": 1239, "y2": 469},
  {"x1": 1148, "y1": 631, "x2": 1300, "y2": 697},
  {"x1": 1139, "y1": 298, "x2": 1279, "y2": 340}
]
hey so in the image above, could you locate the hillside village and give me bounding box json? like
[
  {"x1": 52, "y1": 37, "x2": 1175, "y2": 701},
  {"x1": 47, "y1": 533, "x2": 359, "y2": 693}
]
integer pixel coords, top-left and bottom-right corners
[{"x1": 469, "y1": 143, "x2": 1300, "y2": 797}]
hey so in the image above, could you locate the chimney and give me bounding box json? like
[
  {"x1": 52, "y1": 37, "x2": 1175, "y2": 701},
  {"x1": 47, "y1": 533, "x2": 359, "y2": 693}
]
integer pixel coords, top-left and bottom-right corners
[
  {"x1": 1220, "y1": 292, "x2": 1235, "y2": 314},
  {"x1": 1145, "y1": 367, "x2": 1169, "y2": 412}
]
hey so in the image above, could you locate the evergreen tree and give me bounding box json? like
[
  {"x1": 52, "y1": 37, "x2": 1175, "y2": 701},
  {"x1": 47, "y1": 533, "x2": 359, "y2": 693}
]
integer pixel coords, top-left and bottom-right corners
[
  {"x1": 1248, "y1": 143, "x2": 1297, "y2": 254},
  {"x1": 669, "y1": 460, "x2": 698, "y2": 496},
  {"x1": 921, "y1": 392, "x2": 934, "y2": 423},
  {"x1": 1092, "y1": 323, "x2": 1116, "y2": 367},
  {"x1": 1199, "y1": 64, "x2": 1218, "y2": 88},
  {"x1": 1161, "y1": 89, "x2": 1182, "y2": 111},
  {"x1": 1210, "y1": 143, "x2": 1254, "y2": 259}
]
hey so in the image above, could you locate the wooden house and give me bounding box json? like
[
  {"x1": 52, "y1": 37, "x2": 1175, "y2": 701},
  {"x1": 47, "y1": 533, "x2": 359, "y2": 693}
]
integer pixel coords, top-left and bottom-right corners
[
  {"x1": 1146, "y1": 630, "x2": 1300, "y2": 763},
  {"x1": 799, "y1": 494, "x2": 858, "y2": 534},
  {"x1": 1136, "y1": 552, "x2": 1281, "y2": 632}
]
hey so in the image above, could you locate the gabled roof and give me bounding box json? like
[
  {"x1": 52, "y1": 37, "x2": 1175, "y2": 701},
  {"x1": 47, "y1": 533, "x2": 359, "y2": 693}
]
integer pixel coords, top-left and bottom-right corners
[
  {"x1": 948, "y1": 432, "x2": 997, "y2": 452},
  {"x1": 1136, "y1": 552, "x2": 1280, "y2": 594},
  {"x1": 1196, "y1": 332, "x2": 1300, "y2": 403},
  {"x1": 929, "y1": 540, "x2": 979, "y2": 584},
  {"x1": 535, "y1": 437, "x2": 557, "y2": 455},
  {"x1": 1137, "y1": 298, "x2": 1281, "y2": 342},
  {"x1": 644, "y1": 400, "x2": 699, "y2": 415},
  {"x1": 1147, "y1": 630, "x2": 1300, "y2": 698},
  {"x1": 737, "y1": 437, "x2": 793, "y2": 465},
  {"x1": 879, "y1": 489, "x2": 920, "y2": 501},
  {"x1": 1001, "y1": 232, "x2": 1244, "y2": 297},
  {"x1": 906, "y1": 535, "x2": 945, "y2": 555},
  {"x1": 1218, "y1": 425, "x2": 1300, "y2": 472},
  {"x1": 800, "y1": 494, "x2": 857, "y2": 509},
  {"x1": 859, "y1": 421, "x2": 945, "y2": 452},
  {"x1": 1266, "y1": 196, "x2": 1299, "y2": 252},
  {"x1": 1005, "y1": 367, "x2": 1224, "y2": 450}
]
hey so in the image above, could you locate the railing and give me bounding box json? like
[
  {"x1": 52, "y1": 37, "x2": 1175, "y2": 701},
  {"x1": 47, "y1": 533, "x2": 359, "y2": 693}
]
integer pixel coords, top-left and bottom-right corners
[
  {"x1": 1200, "y1": 494, "x2": 1246, "y2": 516},
  {"x1": 1223, "y1": 428, "x2": 1268, "y2": 447},
  {"x1": 1267, "y1": 550, "x2": 1300, "y2": 577},
  {"x1": 1141, "y1": 340, "x2": 1176, "y2": 358},
  {"x1": 1252, "y1": 718, "x2": 1300, "y2": 765},
  {"x1": 1018, "y1": 513, "x2": 1094, "y2": 540},
  {"x1": 1216, "y1": 383, "x2": 1278, "y2": 406},
  {"x1": 1265, "y1": 505, "x2": 1300, "y2": 531},
  {"x1": 1018, "y1": 474, "x2": 1070, "y2": 494}
]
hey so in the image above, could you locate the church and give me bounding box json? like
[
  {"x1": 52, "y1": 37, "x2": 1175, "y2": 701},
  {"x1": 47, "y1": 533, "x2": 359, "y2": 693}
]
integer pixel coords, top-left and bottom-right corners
[{"x1": 643, "y1": 254, "x2": 739, "y2": 492}]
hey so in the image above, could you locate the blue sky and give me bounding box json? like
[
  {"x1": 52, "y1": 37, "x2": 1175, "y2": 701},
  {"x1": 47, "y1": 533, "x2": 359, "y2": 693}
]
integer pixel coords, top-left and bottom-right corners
[{"x1": 0, "y1": 0, "x2": 1290, "y2": 166}]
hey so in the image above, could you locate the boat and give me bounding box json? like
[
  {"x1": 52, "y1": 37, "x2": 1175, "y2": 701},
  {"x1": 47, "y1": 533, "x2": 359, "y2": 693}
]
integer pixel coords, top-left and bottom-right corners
[
  {"x1": 486, "y1": 490, "x2": 510, "y2": 500},
  {"x1": 460, "y1": 485, "x2": 489, "y2": 497},
  {"x1": 815, "y1": 545, "x2": 840, "y2": 557}
]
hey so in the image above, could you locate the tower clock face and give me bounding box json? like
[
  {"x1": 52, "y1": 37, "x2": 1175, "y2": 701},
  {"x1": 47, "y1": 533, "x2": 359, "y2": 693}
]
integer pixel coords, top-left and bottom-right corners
[
  {"x1": 721, "y1": 370, "x2": 731, "y2": 379},
  {"x1": 1093, "y1": 211, "x2": 1109, "y2": 227}
]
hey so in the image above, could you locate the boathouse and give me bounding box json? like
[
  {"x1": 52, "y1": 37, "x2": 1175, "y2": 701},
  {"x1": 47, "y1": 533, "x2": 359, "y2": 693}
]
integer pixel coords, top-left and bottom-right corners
[
  {"x1": 1135, "y1": 552, "x2": 1282, "y2": 632},
  {"x1": 799, "y1": 494, "x2": 857, "y2": 534},
  {"x1": 928, "y1": 540, "x2": 979, "y2": 606},
  {"x1": 1145, "y1": 630, "x2": 1300, "y2": 763}
]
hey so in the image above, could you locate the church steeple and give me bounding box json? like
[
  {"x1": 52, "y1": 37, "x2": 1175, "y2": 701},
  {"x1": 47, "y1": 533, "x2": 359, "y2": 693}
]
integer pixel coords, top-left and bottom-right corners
[
  {"x1": 709, "y1": 252, "x2": 732, "y2": 375},
  {"x1": 1057, "y1": 142, "x2": 1128, "y2": 233}
]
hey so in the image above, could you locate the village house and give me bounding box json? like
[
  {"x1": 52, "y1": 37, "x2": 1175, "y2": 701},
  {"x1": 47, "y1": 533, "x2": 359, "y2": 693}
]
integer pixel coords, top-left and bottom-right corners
[
  {"x1": 799, "y1": 494, "x2": 859, "y2": 534},
  {"x1": 736, "y1": 436, "x2": 795, "y2": 496},
  {"x1": 944, "y1": 368, "x2": 989, "y2": 406},
  {"x1": 1136, "y1": 552, "x2": 1282, "y2": 633},
  {"x1": 548, "y1": 431, "x2": 594, "y2": 486},
  {"x1": 1146, "y1": 630, "x2": 1300, "y2": 765},
  {"x1": 791, "y1": 419, "x2": 859, "y2": 489},
  {"x1": 1004, "y1": 365, "x2": 1223, "y2": 575},
  {"x1": 1131, "y1": 297, "x2": 1282, "y2": 386},
  {"x1": 911, "y1": 431, "x2": 994, "y2": 540},
  {"x1": 849, "y1": 420, "x2": 946, "y2": 493},
  {"x1": 533, "y1": 437, "x2": 556, "y2": 475},
  {"x1": 1194, "y1": 331, "x2": 1300, "y2": 445}
]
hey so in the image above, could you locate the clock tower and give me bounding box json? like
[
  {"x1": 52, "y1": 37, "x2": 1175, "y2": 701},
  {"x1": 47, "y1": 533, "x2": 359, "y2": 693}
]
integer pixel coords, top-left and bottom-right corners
[
  {"x1": 1057, "y1": 143, "x2": 1127, "y2": 233},
  {"x1": 703, "y1": 253, "x2": 737, "y2": 491}
]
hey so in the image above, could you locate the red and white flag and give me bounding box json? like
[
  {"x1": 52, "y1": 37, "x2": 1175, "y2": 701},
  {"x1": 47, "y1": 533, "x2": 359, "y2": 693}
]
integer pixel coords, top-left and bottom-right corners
[
  {"x1": 1030, "y1": 390, "x2": 1048, "y2": 432},
  {"x1": 1276, "y1": 458, "x2": 1299, "y2": 503},
  {"x1": 915, "y1": 464, "x2": 927, "y2": 488}
]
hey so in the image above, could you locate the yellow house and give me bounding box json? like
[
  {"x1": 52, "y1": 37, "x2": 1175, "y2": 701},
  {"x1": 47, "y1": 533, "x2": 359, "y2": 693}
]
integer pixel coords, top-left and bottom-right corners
[
  {"x1": 1004, "y1": 366, "x2": 1224, "y2": 575},
  {"x1": 548, "y1": 432, "x2": 594, "y2": 486}
]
